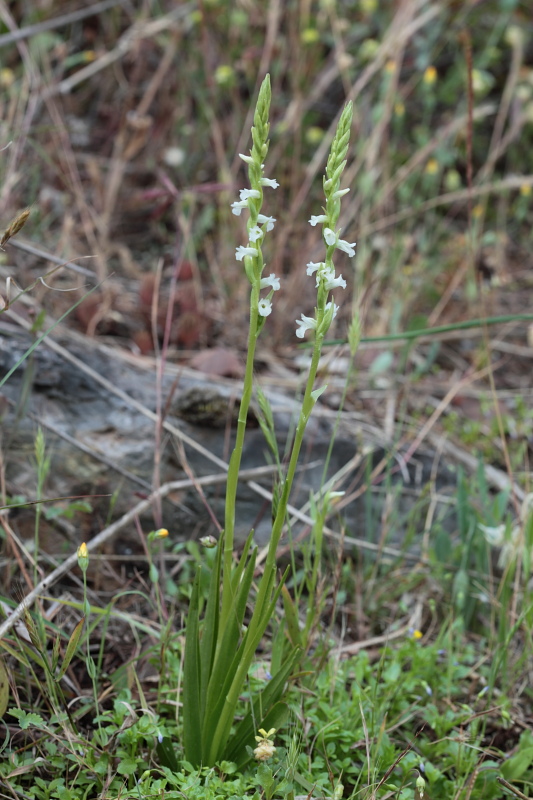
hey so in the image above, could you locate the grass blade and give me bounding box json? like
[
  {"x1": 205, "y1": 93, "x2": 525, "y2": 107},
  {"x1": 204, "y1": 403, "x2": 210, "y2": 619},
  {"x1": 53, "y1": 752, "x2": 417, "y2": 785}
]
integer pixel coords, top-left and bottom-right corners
[
  {"x1": 182, "y1": 569, "x2": 202, "y2": 763},
  {"x1": 56, "y1": 617, "x2": 85, "y2": 681}
]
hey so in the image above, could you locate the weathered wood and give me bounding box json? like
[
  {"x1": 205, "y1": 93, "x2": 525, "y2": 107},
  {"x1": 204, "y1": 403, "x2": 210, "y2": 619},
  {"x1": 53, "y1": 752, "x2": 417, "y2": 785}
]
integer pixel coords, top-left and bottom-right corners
[{"x1": 0, "y1": 320, "x2": 459, "y2": 562}]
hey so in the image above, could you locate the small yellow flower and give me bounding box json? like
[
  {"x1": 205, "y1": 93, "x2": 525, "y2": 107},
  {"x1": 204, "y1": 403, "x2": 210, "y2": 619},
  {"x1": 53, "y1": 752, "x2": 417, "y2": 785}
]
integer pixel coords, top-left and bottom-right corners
[
  {"x1": 301, "y1": 27, "x2": 320, "y2": 45},
  {"x1": 214, "y1": 65, "x2": 235, "y2": 87},
  {"x1": 444, "y1": 169, "x2": 461, "y2": 192},
  {"x1": 254, "y1": 728, "x2": 276, "y2": 761},
  {"x1": 423, "y1": 65, "x2": 437, "y2": 85},
  {"x1": 77, "y1": 542, "x2": 89, "y2": 573},
  {"x1": 425, "y1": 158, "x2": 439, "y2": 176},
  {"x1": 306, "y1": 126, "x2": 325, "y2": 145},
  {"x1": 472, "y1": 203, "x2": 484, "y2": 219},
  {"x1": 520, "y1": 184, "x2": 531, "y2": 197},
  {"x1": 394, "y1": 101, "x2": 405, "y2": 117},
  {"x1": 411, "y1": 628, "x2": 423, "y2": 640},
  {"x1": 360, "y1": 38, "x2": 380, "y2": 61},
  {"x1": 505, "y1": 25, "x2": 524, "y2": 48},
  {"x1": 385, "y1": 59, "x2": 396, "y2": 75},
  {"x1": 0, "y1": 68, "x2": 14, "y2": 88},
  {"x1": 148, "y1": 528, "x2": 169, "y2": 542},
  {"x1": 472, "y1": 68, "x2": 494, "y2": 95}
]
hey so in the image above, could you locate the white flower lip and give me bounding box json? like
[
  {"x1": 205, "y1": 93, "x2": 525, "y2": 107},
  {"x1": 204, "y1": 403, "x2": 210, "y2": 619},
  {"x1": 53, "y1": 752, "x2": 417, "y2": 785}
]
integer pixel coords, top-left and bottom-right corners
[
  {"x1": 295, "y1": 312, "x2": 317, "y2": 338},
  {"x1": 258, "y1": 298, "x2": 272, "y2": 316},
  {"x1": 324, "y1": 227, "x2": 337, "y2": 245},
  {"x1": 260, "y1": 177, "x2": 279, "y2": 188},
  {"x1": 235, "y1": 245, "x2": 259, "y2": 261},
  {"x1": 306, "y1": 261, "x2": 324, "y2": 276},
  {"x1": 240, "y1": 188, "x2": 260, "y2": 200},
  {"x1": 336, "y1": 237, "x2": 356, "y2": 257},
  {"x1": 260, "y1": 273, "x2": 280, "y2": 291},
  {"x1": 307, "y1": 262, "x2": 346, "y2": 290},
  {"x1": 231, "y1": 200, "x2": 247, "y2": 216},
  {"x1": 231, "y1": 187, "x2": 261, "y2": 216},
  {"x1": 323, "y1": 227, "x2": 356, "y2": 257},
  {"x1": 309, "y1": 214, "x2": 327, "y2": 227},
  {"x1": 323, "y1": 268, "x2": 347, "y2": 290},
  {"x1": 257, "y1": 214, "x2": 276, "y2": 231},
  {"x1": 325, "y1": 301, "x2": 339, "y2": 319},
  {"x1": 248, "y1": 226, "x2": 263, "y2": 242}
]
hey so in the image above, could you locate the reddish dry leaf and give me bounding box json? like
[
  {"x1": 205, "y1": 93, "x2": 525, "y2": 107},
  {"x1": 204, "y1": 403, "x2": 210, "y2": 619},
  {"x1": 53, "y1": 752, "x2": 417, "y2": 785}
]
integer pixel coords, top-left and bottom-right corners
[{"x1": 189, "y1": 347, "x2": 244, "y2": 378}]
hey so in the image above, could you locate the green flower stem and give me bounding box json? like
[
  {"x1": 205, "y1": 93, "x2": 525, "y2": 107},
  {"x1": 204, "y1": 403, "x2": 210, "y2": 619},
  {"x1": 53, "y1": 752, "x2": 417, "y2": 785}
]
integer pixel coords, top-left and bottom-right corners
[
  {"x1": 248, "y1": 102, "x2": 353, "y2": 628},
  {"x1": 81, "y1": 567, "x2": 101, "y2": 733},
  {"x1": 220, "y1": 75, "x2": 271, "y2": 627},
  {"x1": 221, "y1": 285, "x2": 260, "y2": 625},
  {"x1": 252, "y1": 328, "x2": 325, "y2": 623}
]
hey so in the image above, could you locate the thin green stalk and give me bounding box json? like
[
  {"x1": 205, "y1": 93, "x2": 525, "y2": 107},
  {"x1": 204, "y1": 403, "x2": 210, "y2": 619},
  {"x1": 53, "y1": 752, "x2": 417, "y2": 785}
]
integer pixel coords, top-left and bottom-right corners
[
  {"x1": 327, "y1": 312, "x2": 533, "y2": 346},
  {"x1": 33, "y1": 428, "x2": 50, "y2": 587},
  {"x1": 77, "y1": 543, "x2": 101, "y2": 733},
  {"x1": 252, "y1": 99, "x2": 355, "y2": 625},
  {"x1": 253, "y1": 333, "x2": 324, "y2": 624},
  {"x1": 220, "y1": 75, "x2": 273, "y2": 626},
  {"x1": 221, "y1": 287, "x2": 260, "y2": 626}
]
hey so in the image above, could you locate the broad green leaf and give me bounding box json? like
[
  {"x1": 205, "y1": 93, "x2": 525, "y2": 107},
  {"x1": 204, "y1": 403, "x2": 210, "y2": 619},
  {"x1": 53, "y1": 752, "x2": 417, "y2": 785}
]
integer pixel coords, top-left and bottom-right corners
[
  {"x1": 156, "y1": 736, "x2": 179, "y2": 772},
  {"x1": 0, "y1": 658, "x2": 9, "y2": 717},
  {"x1": 0, "y1": 638, "x2": 32, "y2": 667},
  {"x1": 205, "y1": 567, "x2": 289, "y2": 765},
  {"x1": 182, "y1": 569, "x2": 202, "y2": 763},
  {"x1": 117, "y1": 755, "x2": 138, "y2": 775},
  {"x1": 204, "y1": 561, "x2": 273, "y2": 747},
  {"x1": 230, "y1": 529, "x2": 254, "y2": 598},
  {"x1": 8, "y1": 708, "x2": 44, "y2": 729},
  {"x1": 199, "y1": 535, "x2": 222, "y2": 722},
  {"x1": 15, "y1": 638, "x2": 47, "y2": 671},
  {"x1": 281, "y1": 585, "x2": 301, "y2": 648},
  {"x1": 202, "y1": 539, "x2": 258, "y2": 742},
  {"x1": 501, "y1": 746, "x2": 533, "y2": 781},
  {"x1": 270, "y1": 618, "x2": 288, "y2": 676}
]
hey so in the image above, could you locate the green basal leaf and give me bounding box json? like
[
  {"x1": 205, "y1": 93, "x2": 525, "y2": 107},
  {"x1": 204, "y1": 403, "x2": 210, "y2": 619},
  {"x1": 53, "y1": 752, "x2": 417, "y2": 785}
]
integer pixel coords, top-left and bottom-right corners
[
  {"x1": 182, "y1": 570, "x2": 202, "y2": 763},
  {"x1": 0, "y1": 658, "x2": 9, "y2": 717},
  {"x1": 56, "y1": 617, "x2": 85, "y2": 681}
]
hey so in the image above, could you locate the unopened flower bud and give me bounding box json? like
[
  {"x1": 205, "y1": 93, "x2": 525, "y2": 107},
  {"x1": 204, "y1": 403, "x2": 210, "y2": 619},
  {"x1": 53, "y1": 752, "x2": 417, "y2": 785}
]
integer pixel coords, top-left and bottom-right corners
[{"x1": 77, "y1": 542, "x2": 89, "y2": 573}]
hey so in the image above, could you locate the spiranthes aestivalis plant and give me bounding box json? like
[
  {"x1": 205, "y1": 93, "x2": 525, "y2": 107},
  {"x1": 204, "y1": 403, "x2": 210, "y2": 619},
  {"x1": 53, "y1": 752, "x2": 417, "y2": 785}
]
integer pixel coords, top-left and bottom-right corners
[{"x1": 176, "y1": 74, "x2": 355, "y2": 769}]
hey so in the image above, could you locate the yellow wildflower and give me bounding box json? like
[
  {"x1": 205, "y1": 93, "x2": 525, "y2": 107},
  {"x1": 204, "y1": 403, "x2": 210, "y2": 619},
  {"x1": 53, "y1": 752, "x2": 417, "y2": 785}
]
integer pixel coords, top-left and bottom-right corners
[
  {"x1": 254, "y1": 728, "x2": 276, "y2": 761},
  {"x1": 423, "y1": 66, "x2": 437, "y2": 85},
  {"x1": 77, "y1": 542, "x2": 89, "y2": 573}
]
